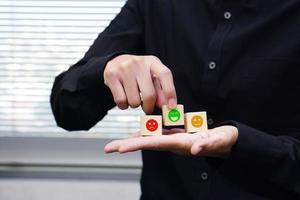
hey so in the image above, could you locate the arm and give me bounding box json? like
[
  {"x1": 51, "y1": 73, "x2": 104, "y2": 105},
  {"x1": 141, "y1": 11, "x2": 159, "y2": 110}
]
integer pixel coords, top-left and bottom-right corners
[
  {"x1": 50, "y1": 0, "x2": 144, "y2": 131},
  {"x1": 221, "y1": 121, "x2": 300, "y2": 195}
]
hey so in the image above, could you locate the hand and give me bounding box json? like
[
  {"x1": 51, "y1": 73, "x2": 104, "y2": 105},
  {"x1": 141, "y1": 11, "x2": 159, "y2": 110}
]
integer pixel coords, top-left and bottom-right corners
[
  {"x1": 105, "y1": 125, "x2": 239, "y2": 158},
  {"x1": 104, "y1": 55, "x2": 177, "y2": 113}
]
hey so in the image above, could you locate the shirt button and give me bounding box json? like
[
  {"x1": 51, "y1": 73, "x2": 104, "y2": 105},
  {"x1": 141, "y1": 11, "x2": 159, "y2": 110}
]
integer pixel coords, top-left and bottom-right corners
[
  {"x1": 224, "y1": 11, "x2": 231, "y2": 19},
  {"x1": 208, "y1": 118, "x2": 214, "y2": 125},
  {"x1": 208, "y1": 62, "x2": 216, "y2": 70},
  {"x1": 201, "y1": 172, "x2": 209, "y2": 181}
]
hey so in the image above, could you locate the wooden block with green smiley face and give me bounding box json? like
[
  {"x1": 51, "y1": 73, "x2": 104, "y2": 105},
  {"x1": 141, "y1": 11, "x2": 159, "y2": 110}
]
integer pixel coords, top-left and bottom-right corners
[{"x1": 162, "y1": 104, "x2": 184, "y2": 126}]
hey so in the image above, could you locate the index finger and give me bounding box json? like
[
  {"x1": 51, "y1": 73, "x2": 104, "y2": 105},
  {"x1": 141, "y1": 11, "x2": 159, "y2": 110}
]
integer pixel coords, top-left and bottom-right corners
[{"x1": 149, "y1": 58, "x2": 177, "y2": 108}]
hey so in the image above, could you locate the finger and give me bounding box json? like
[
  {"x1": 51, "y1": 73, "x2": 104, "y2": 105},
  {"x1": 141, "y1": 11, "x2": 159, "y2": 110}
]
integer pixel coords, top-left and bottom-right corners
[
  {"x1": 153, "y1": 76, "x2": 167, "y2": 108},
  {"x1": 122, "y1": 74, "x2": 142, "y2": 108},
  {"x1": 104, "y1": 139, "x2": 125, "y2": 153},
  {"x1": 118, "y1": 136, "x2": 174, "y2": 153},
  {"x1": 104, "y1": 131, "x2": 142, "y2": 153},
  {"x1": 150, "y1": 59, "x2": 177, "y2": 108},
  {"x1": 119, "y1": 133, "x2": 194, "y2": 153},
  {"x1": 105, "y1": 78, "x2": 128, "y2": 109},
  {"x1": 137, "y1": 72, "x2": 156, "y2": 114}
]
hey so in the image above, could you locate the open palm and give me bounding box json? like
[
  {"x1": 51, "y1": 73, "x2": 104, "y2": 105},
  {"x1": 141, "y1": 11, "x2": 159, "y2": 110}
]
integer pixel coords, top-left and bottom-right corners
[{"x1": 105, "y1": 125, "x2": 238, "y2": 158}]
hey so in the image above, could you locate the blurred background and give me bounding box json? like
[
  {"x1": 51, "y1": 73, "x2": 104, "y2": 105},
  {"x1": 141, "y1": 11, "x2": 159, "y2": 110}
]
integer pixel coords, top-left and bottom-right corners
[{"x1": 0, "y1": 0, "x2": 142, "y2": 199}]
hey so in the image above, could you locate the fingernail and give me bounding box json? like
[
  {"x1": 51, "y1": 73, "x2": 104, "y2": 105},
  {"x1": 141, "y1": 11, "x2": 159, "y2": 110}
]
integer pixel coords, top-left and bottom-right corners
[{"x1": 168, "y1": 98, "x2": 177, "y2": 108}]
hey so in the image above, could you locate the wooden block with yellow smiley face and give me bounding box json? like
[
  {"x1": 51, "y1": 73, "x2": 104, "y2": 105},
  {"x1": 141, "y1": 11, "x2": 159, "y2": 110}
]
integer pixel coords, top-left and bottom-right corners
[{"x1": 184, "y1": 112, "x2": 208, "y2": 133}]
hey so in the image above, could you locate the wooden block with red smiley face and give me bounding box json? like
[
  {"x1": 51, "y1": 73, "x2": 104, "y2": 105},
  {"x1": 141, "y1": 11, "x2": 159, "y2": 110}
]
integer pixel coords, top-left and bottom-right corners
[
  {"x1": 184, "y1": 112, "x2": 208, "y2": 133},
  {"x1": 140, "y1": 115, "x2": 162, "y2": 136}
]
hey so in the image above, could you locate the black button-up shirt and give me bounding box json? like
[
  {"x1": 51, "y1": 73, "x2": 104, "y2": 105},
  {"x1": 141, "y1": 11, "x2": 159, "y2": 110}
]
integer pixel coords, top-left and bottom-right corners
[{"x1": 51, "y1": 0, "x2": 300, "y2": 199}]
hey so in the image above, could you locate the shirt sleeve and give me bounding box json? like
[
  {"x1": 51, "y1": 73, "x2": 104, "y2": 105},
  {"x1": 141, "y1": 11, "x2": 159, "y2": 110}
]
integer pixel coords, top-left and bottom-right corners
[
  {"x1": 50, "y1": 0, "x2": 144, "y2": 131},
  {"x1": 217, "y1": 121, "x2": 300, "y2": 196}
]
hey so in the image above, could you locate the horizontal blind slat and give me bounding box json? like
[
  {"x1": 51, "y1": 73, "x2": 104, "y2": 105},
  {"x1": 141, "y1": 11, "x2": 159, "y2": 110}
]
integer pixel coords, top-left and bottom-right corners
[{"x1": 0, "y1": 1, "x2": 125, "y2": 7}]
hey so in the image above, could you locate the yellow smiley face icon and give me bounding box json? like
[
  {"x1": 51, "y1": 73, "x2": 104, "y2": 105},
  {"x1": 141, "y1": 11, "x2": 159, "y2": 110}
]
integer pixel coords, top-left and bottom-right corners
[{"x1": 191, "y1": 115, "x2": 203, "y2": 128}]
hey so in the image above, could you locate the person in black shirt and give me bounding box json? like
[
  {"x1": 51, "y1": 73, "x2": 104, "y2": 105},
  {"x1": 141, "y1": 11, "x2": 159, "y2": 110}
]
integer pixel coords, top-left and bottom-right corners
[{"x1": 51, "y1": 0, "x2": 300, "y2": 199}]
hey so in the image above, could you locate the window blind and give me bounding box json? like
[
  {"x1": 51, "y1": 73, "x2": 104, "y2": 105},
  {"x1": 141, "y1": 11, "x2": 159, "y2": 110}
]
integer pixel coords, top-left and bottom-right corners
[{"x1": 0, "y1": 0, "x2": 143, "y2": 138}]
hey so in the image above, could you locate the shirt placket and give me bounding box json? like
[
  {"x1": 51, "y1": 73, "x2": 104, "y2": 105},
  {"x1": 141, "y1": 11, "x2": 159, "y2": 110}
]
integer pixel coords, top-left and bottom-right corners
[{"x1": 201, "y1": 8, "x2": 233, "y2": 95}]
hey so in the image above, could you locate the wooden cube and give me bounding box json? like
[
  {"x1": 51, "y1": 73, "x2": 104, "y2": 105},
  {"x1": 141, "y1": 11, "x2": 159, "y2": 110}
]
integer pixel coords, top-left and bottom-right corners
[
  {"x1": 185, "y1": 112, "x2": 208, "y2": 133},
  {"x1": 140, "y1": 115, "x2": 162, "y2": 136},
  {"x1": 162, "y1": 104, "x2": 184, "y2": 126}
]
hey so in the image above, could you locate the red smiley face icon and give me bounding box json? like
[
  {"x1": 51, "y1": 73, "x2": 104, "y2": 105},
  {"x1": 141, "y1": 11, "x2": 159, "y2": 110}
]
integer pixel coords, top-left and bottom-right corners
[{"x1": 146, "y1": 119, "x2": 158, "y2": 132}]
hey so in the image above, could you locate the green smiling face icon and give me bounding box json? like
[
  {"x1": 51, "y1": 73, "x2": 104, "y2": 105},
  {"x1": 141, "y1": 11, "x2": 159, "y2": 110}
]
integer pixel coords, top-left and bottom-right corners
[{"x1": 168, "y1": 109, "x2": 181, "y2": 122}]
